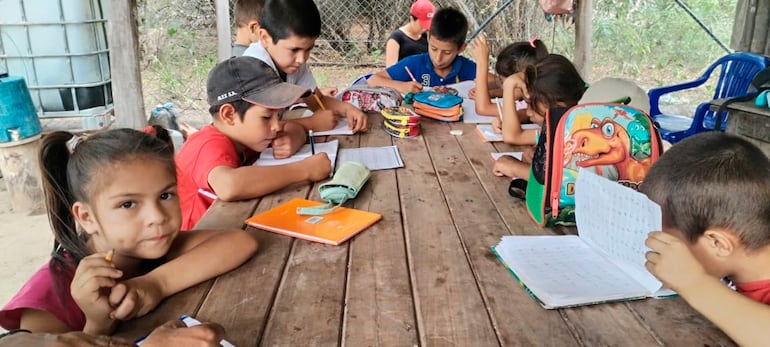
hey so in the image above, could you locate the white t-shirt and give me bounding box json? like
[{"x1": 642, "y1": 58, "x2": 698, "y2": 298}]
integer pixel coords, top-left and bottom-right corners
[{"x1": 243, "y1": 42, "x2": 317, "y2": 91}]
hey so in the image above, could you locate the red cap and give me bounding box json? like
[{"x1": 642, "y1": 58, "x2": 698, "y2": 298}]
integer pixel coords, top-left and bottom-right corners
[{"x1": 410, "y1": 0, "x2": 435, "y2": 30}]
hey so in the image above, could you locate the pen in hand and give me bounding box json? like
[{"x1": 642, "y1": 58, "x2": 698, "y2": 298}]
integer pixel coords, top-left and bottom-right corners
[
  {"x1": 404, "y1": 66, "x2": 417, "y2": 82},
  {"x1": 312, "y1": 91, "x2": 327, "y2": 111},
  {"x1": 309, "y1": 130, "x2": 315, "y2": 155}
]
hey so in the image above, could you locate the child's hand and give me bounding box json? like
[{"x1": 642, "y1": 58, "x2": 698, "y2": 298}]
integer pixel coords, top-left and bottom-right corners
[
  {"x1": 141, "y1": 319, "x2": 226, "y2": 347},
  {"x1": 493, "y1": 156, "x2": 520, "y2": 178},
  {"x1": 400, "y1": 81, "x2": 423, "y2": 94},
  {"x1": 310, "y1": 110, "x2": 340, "y2": 131},
  {"x1": 70, "y1": 252, "x2": 124, "y2": 333},
  {"x1": 302, "y1": 152, "x2": 332, "y2": 181},
  {"x1": 271, "y1": 123, "x2": 306, "y2": 159},
  {"x1": 108, "y1": 276, "x2": 164, "y2": 321},
  {"x1": 469, "y1": 32, "x2": 489, "y2": 63},
  {"x1": 492, "y1": 117, "x2": 503, "y2": 133},
  {"x1": 645, "y1": 231, "x2": 709, "y2": 294},
  {"x1": 468, "y1": 87, "x2": 476, "y2": 99},
  {"x1": 503, "y1": 73, "x2": 529, "y2": 100},
  {"x1": 320, "y1": 86, "x2": 339, "y2": 97},
  {"x1": 523, "y1": 146, "x2": 535, "y2": 163},
  {"x1": 344, "y1": 108, "x2": 369, "y2": 132}
]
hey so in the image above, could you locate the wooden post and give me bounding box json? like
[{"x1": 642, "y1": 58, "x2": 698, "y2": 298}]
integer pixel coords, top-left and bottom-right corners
[
  {"x1": 732, "y1": 0, "x2": 770, "y2": 55},
  {"x1": 107, "y1": 0, "x2": 146, "y2": 129},
  {"x1": 574, "y1": 0, "x2": 593, "y2": 81},
  {"x1": 216, "y1": 0, "x2": 231, "y2": 62},
  {"x1": 0, "y1": 135, "x2": 44, "y2": 215}
]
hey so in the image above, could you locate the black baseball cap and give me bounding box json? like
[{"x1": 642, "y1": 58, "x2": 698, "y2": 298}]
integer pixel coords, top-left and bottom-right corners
[{"x1": 207, "y1": 56, "x2": 311, "y2": 109}]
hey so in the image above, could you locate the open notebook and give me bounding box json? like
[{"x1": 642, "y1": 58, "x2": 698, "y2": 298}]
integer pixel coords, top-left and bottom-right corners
[
  {"x1": 245, "y1": 198, "x2": 382, "y2": 245},
  {"x1": 255, "y1": 139, "x2": 339, "y2": 170},
  {"x1": 493, "y1": 169, "x2": 675, "y2": 309}
]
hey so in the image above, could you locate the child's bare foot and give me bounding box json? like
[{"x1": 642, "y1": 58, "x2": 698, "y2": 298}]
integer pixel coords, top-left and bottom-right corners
[{"x1": 493, "y1": 155, "x2": 530, "y2": 179}]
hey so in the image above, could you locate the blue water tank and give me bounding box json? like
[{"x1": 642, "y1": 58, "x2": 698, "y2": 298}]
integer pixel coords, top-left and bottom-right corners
[{"x1": 0, "y1": 74, "x2": 42, "y2": 143}]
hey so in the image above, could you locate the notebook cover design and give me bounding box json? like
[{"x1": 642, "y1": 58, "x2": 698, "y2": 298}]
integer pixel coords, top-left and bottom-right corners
[{"x1": 245, "y1": 198, "x2": 382, "y2": 245}]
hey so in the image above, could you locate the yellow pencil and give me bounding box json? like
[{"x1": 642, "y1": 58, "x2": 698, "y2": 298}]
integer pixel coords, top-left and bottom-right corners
[
  {"x1": 105, "y1": 248, "x2": 114, "y2": 263},
  {"x1": 313, "y1": 92, "x2": 327, "y2": 111}
]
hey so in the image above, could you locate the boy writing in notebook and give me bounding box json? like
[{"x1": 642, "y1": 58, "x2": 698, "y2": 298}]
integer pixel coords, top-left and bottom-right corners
[
  {"x1": 175, "y1": 56, "x2": 331, "y2": 230},
  {"x1": 243, "y1": 0, "x2": 367, "y2": 133},
  {"x1": 367, "y1": 7, "x2": 476, "y2": 94},
  {"x1": 642, "y1": 132, "x2": 770, "y2": 347}
]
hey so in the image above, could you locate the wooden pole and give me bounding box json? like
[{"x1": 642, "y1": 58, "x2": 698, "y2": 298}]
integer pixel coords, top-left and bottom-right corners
[
  {"x1": 574, "y1": 0, "x2": 593, "y2": 81},
  {"x1": 732, "y1": 0, "x2": 770, "y2": 55},
  {"x1": 216, "y1": 0, "x2": 231, "y2": 62},
  {"x1": 107, "y1": 0, "x2": 146, "y2": 129}
]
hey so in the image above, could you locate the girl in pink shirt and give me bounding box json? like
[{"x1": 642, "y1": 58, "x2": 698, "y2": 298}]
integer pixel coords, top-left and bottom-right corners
[{"x1": 0, "y1": 128, "x2": 258, "y2": 335}]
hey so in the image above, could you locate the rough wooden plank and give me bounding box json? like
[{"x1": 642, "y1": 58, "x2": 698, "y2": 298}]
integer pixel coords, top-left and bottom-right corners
[
  {"x1": 396, "y1": 120, "x2": 499, "y2": 346},
  {"x1": 430, "y1": 121, "x2": 576, "y2": 345},
  {"x1": 107, "y1": 0, "x2": 145, "y2": 129},
  {"x1": 259, "y1": 134, "x2": 360, "y2": 346},
  {"x1": 629, "y1": 299, "x2": 736, "y2": 346},
  {"x1": 342, "y1": 113, "x2": 419, "y2": 347},
  {"x1": 560, "y1": 303, "x2": 661, "y2": 346}
]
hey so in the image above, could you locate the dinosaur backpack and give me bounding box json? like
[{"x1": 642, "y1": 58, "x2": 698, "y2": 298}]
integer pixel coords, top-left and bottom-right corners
[{"x1": 525, "y1": 103, "x2": 663, "y2": 227}]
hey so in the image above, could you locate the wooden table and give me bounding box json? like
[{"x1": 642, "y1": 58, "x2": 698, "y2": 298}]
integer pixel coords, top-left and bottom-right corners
[
  {"x1": 116, "y1": 113, "x2": 734, "y2": 346},
  {"x1": 711, "y1": 98, "x2": 770, "y2": 157}
]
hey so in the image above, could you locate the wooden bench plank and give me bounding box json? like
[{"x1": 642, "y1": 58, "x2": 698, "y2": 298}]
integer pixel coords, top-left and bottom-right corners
[
  {"x1": 396, "y1": 120, "x2": 499, "y2": 346},
  {"x1": 259, "y1": 134, "x2": 359, "y2": 346},
  {"x1": 342, "y1": 113, "x2": 419, "y2": 347},
  {"x1": 441, "y1": 122, "x2": 577, "y2": 345},
  {"x1": 114, "y1": 199, "x2": 259, "y2": 339},
  {"x1": 195, "y1": 187, "x2": 311, "y2": 347},
  {"x1": 627, "y1": 298, "x2": 735, "y2": 345}
]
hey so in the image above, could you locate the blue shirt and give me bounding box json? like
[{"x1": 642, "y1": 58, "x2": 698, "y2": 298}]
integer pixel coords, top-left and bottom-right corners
[{"x1": 385, "y1": 53, "x2": 476, "y2": 87}]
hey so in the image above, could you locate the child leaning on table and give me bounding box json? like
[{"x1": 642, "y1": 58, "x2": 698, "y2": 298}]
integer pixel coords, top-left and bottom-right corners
[
  {"x1": 492, "y1": 54, "x2": 586, "y2": 180},
  {"x1": 243, "y1": 0, "x2": 365, "y2": 132},
  {"x1": 643, "y1": 132, "x2": 770, "y2": 347},
  {"x1": 0, "y1": 128, "x2": 258, "y2": 335},
  {"x1": 175, "y1": 56, "x2": 332, "y2": 230},
  {"x1": 469, "y1": 33, "x2": 548, "y2": 126},
  {"x1": 367, "y1": 7, "x2": 477, "y2": 94}
]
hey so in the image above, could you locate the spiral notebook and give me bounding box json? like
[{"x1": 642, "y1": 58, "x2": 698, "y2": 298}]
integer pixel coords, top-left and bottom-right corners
[{"x1": 245, "y1": 198, "x2": 382, "y2": 245}]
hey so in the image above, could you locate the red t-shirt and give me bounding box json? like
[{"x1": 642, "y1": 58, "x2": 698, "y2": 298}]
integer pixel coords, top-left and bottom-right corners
[
  {"x1": 176, "y1": 125, "x2": 242, "y2": 230},
  {"x1": 0, "y1": 260, "x2": 84, "y2": 331},
  {"x1": 736, "y1": 279, "x2": 770, "y2": 304}
]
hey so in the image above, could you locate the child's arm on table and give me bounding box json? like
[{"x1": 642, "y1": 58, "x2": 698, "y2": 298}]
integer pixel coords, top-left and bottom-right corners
[
  {"x1": 501, "y1": 74, "x2": 537, "y2": 145},
  {"x1": 469, "y1": 33, "x2": 499, "y2": 117},
  {"x1": 367, "y1": 70, "x2": 423, "y2": 95},
  {"x1": 646, "y1": 231, "x2": 770, "y2": 347},
  {"x1": 108, "y1": 228, "x2": 259, "y2": 322},
  {"x1": 207, "y1": 153, "x2": 331, "y2": 202},
  {"x1": 287, "y1": 110, "x2": 340, "y2": 132}
]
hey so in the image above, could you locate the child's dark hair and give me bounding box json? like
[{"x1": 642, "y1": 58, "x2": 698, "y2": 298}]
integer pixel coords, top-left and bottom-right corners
[
  {"x1": 641, "y1": 132, "x2": 770, "y2": 249},
  {"x1": 495, "y1": 40, "x2": 548, "y2": 77},
  {"x1": 39, "y1": 128, "x2": 175, "y2": 308},
  {"x1": 209, "y1": 99, "x2": 254, "y2": 121},
  {"x1": 525, "y1": 54, "x2": 587, "y2": 111},
  {"x1": 428, "y1": 7, "x2": 468, "y2": 47},
  {"x1": 260, "y1": 0, "x2": 321, "y2": 43},
  {"x1": 234, "y1": 0, "x2": 265, "y2": 28}
]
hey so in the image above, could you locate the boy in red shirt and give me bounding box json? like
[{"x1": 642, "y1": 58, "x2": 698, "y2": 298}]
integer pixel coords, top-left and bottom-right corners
[
  {"x1": 643, "y1": 132, "x2": 770, "y2": 346},
  {"x1": 176, "y1": 56, "x2": 331, "y2": 229}
]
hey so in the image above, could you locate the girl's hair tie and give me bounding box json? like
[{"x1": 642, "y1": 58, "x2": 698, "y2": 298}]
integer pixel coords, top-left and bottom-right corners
[
  {"x1": 142, "y1": 125, "x2": 157, "y2": 136},
  {"x1": 529, "y1": 34, "x2": 540, "y2": 48},
  {"x1": 66, "y1": 135, "x2": 84, "y2": 154}
]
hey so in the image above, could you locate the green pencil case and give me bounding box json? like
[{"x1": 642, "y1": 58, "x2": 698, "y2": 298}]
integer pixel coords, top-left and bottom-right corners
[{"x1": 297, "y1": 161, "x2": 371, "y2": 215}]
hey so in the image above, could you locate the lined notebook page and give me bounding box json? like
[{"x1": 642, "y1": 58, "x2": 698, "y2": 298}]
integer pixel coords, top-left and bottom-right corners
[
  {"x1": 495, "y1": 235, "x2": 648, "y2": 308},
  {"x1": 575, "y1": 169, "x2": 664, "y2": 293},
  {"x1": 338, "y1": 146, "x2": 404, "y2": 171},
  {"x1": 255, "y1": 139, "x2": 339, "y2": 170}
]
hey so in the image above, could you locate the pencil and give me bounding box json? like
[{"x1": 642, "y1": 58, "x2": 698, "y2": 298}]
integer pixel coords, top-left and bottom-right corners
[
  {"x1": 404, "y1": 66, "x2": 417, "y2": 82},
  {"x1": 105, "y1": 248, "x2": 114, "y2": 263},
  {"x1": 312, "y1": 92, "x2": 326, "y2": 111},
  {"x1": 309, "y1": 130, "x2": 316, "y2": 155},
  {"x1": 495, "y1": 99, "x2": 503, "y2": 120}
]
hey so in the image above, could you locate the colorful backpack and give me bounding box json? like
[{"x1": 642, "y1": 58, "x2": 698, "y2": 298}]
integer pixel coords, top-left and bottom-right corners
[
  {"x1": 525, "y1": 103, "x2": 663, "y2": 227},
  {"x1": 413, "y1": 91, "x2": 464, "y2": 122},
  {"x1": 339, "y1": 85, "x2": 402, "y2": 112}
]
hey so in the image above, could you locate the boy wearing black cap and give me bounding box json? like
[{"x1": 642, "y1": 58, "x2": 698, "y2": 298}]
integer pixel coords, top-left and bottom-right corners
[{"x1": 176, "y1": 56, "x2": 332, "y2": 230}]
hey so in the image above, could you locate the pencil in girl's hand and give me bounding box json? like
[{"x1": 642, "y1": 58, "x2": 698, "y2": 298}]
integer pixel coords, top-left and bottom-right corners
[
  {"x1": 312, "y1": 92, "x2": 327, "y2": 111},
  {"x1": 105, "y1": 249, "x2": 114, "y2": 263},
  {"x1": 309, "y1": 130, "x2": 316, "y2": 155},
  {"x1": 404, "y1": 66, "x2": 417, "y2": 82}
]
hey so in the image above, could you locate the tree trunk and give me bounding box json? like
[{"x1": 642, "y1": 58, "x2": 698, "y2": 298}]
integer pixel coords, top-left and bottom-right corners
[{"x1": 732, "y1": 0, "x2": 770, "y2": 55}]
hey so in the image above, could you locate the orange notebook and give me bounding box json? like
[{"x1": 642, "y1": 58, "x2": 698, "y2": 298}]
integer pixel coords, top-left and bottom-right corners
[{"x1": 244, "y1": 198, "x2": 382, "y2": 245}]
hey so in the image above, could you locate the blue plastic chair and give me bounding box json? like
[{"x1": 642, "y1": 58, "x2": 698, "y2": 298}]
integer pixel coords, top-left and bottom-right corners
[{"x1": 648, "y1": 52, "x2": 770, "y2": 143}]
